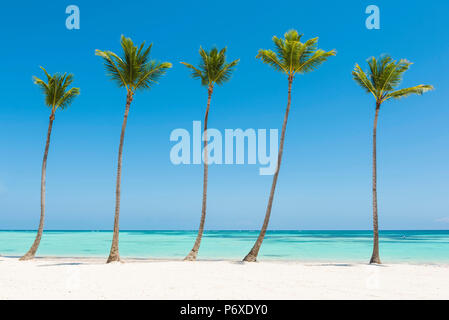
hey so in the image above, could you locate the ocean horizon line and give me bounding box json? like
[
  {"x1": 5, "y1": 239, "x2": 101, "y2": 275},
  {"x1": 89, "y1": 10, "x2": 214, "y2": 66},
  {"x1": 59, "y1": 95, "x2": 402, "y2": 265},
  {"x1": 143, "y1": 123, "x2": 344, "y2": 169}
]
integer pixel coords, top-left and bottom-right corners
[{"x1": 1, "y1": 229, "x2": 449, "y2": 232}]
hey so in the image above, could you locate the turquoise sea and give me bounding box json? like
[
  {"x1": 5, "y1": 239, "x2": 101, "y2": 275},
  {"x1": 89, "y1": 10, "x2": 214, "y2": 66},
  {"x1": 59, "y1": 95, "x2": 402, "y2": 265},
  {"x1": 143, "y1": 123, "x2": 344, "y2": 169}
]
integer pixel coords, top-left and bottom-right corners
[{"x1": 0, "y1": 230, "x2": 448, "y2": 263}]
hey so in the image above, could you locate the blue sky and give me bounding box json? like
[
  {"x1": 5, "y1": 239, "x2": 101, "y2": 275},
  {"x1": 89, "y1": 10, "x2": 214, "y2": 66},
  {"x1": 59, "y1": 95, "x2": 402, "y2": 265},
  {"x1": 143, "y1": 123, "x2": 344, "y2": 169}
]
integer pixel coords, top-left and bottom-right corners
[{"x1": 0, "y1": 0, "x2": 448, "y2": 230}]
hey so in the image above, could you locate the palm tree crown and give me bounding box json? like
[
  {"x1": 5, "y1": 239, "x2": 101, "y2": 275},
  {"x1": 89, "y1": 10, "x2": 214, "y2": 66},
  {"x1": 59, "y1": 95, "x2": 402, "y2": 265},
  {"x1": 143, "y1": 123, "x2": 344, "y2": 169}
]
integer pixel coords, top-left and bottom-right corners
[
  {"x1": 181, "y1": 47, "x2": 239, "y2": 86},
  {"x1": 256, "y1": 29, "x2": 336, "y2": 78},
  {"x1": 33, "y1": 67, "x2": 80, "y2": 111},
  {"x1": 352, "y1": 55, "x2": 434, "y2": 104},
  {"x1": 95, "y1": 35, "x2": 172, "y2": 92}
]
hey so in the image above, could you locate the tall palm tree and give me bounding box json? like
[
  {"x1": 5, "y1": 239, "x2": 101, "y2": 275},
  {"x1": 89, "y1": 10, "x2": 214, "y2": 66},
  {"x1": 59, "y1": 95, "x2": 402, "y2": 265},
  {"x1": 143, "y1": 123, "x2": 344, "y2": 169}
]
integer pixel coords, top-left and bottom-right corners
[
  {"x1": 96, "y1": 35, "x2": 171, "y2": 263},
  {"x1": 20, "y1": 67, "x2": 80, "y2": 261},
  {"x1": 181, "y1": 47, "x2": 239, "y2": 261},
  {"x1": 352, "y1": 56, "x2": 433, "y2": 264},
  {"x1": 243, "y1": 30, "x2": 336, "y2": 262}
]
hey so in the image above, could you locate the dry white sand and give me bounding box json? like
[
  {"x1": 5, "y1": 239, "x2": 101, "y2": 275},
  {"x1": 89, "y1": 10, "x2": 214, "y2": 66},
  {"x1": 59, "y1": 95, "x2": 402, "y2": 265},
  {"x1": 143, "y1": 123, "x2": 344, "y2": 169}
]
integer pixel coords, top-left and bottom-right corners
[{"x1": 1, "y1": 256, "x2": 448, "y2": 299}]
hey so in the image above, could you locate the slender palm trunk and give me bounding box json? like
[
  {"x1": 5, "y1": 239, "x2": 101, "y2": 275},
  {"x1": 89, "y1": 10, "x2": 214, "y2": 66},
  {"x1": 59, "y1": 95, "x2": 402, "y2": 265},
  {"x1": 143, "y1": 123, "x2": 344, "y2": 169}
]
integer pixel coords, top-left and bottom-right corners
[
  {"x1": 107, "y1": 90, "x2": 134, "y2": 263},
  {"x1": 20, "y1": 111, "x2": 55, "y2": 261},
  {"x1": 370, "y1": 103, "x2": 381, "y2": 264},
  {"x1": 243, "y1": 76, "x2": 293, "y2": 262},
  {"x1": 185, "y1": 84, "x2": 214, "y2": 261}
]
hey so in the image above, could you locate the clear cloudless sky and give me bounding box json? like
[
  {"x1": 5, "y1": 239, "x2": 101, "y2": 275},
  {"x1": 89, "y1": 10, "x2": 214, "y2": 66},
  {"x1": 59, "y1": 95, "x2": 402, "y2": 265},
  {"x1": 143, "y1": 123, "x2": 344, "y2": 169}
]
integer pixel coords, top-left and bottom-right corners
[{"x1": 0, "y1": 0, "x2": 448, "y2": 230}]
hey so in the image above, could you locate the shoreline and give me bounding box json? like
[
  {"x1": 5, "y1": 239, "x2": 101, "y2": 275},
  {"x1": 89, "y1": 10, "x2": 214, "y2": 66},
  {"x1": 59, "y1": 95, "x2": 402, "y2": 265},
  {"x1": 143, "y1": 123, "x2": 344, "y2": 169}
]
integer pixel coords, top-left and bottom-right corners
[
  {"x1": 1, "y1": 256, "x2": 449, "y2": 299},
  {"x1": 2, "y1": 255, "x2": 449, "y2": 266}
]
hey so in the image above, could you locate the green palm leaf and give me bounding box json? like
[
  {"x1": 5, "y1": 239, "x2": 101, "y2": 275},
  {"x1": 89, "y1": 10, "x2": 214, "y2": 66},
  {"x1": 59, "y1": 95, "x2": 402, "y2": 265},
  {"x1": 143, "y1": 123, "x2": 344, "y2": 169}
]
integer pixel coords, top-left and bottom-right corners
[
  {"x1": 33, "y1": 67, "x2": 80, "y2": 111},
  {"x1": 96, "y1": 35, "x2": 172, "y2": 92},
  {"x1": 135, "y1": 61, "x2": 172, "y2": 89},
  {"x1": 298, "y1": 49, "x2": 337, "y2": 73},
  {"x1": 256, "y1": 29, "x2": 336, "y2": 77},
  {"x1": 383, "y1": 85, "x2": 434, "y2": 101},
  {"x1": 181, "y1": 46, "x2": 239, "y2": 87},
  {"x1": 255, "y1": 50, "x2": 286, "y2": 73},
  {"x1": 352, "y1": 64, "x2": 377, "y2": 98},
  {"x1": 353, "y1": 55, "x2": 433, "y2": 104}
]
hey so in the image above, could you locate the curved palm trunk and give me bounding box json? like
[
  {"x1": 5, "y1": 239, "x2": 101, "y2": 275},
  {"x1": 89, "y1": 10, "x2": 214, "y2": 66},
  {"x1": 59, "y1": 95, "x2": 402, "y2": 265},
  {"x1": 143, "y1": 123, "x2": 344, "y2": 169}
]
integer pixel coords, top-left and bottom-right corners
[
  {"x1": 107, "y1": 90, "x2": 134, "y2": 263},
  {"x1": 243, "y1": 76, "x2": 293, "y2": 262},
  {"x1": 20, "y1": 111, "x2": 55, "y2": 261},
  {"x1": 370, "y1": 103, "x2": 381, "y2": 264},
  {"x1": 185, "y1": 85, "x2": 214, "y2": 261}
]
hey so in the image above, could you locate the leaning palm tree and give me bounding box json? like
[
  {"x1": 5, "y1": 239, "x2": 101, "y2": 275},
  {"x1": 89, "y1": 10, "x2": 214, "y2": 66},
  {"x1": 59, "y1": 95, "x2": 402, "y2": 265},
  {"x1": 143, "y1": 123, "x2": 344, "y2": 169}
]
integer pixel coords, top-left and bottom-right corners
[
  {"x1": 20, "y1": 67, "x2": 80, "y2": 261},
  {"x1": 243, "y1": 30, "x2": 336, "y2": 262},
  {"x1": 181, "y1": 47, "x2": 239, "y2": 261},
  {"x1": 352, "y1": 55, "x2": 433, "y2": 264},
  {"x1": 96, "y1": 35, "x2": 171, "y2": 263}
]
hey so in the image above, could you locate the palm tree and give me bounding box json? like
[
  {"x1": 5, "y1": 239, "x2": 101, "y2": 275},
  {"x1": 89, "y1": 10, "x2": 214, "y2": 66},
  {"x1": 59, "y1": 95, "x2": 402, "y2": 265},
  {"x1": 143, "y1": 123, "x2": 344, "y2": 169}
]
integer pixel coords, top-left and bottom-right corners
[
  {"x1": 352, "y1": 55, "x2": 433, "y2": 264},
  {"x1": 181, "y1": 47, "x2": 239, "y2": 261},
  {"x1": 243, "y1": 30, "x2": 336, "y2": 262},
  {"x1": 20, "y1": 67, "x2": 80, "y2": 261},
  {"x1": 96, "y1": 35, "x2": 172, "y2": 263}
]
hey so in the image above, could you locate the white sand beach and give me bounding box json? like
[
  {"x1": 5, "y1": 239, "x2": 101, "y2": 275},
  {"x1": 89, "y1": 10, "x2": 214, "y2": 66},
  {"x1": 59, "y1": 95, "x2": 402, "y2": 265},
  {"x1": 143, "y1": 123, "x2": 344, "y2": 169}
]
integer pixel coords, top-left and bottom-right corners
[{"x1": 1, "y1": 256, "x2": 448, "y2": 299}]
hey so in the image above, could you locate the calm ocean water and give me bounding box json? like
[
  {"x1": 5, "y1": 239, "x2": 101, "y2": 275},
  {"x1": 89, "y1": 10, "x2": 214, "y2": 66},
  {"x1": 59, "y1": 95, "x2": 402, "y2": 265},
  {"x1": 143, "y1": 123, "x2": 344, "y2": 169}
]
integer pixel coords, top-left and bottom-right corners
[{"x1": 0, "y1": 230, "x2": 448, "y2": 263}]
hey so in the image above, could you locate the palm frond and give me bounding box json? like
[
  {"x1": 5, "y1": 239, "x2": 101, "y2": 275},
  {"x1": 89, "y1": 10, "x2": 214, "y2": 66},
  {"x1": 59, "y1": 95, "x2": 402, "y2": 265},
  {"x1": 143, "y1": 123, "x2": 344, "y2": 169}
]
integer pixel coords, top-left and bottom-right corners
[
  {"x1": 39, "y1": 66, "x2": 52, "y2": 82},
  {"x1": 180, "y1": 62, "x2": 208, "y2": 86},
  {"x1": 378, "y1": 58, "x2": 412, "y2": 93},
  {"x1": 383, "y1": 85, "x2": 434, "y2": 101},
  {"x1": 352, "y1": 64, "x2": 377, "y2": 98},
  {"x1": 367, "y1": 56, "x2": 380, "y2": 89},
  {"x1": 284, "y1": 29, "x2": 302, "y2": 42},
  {"x1": 96, "y1": 35, "x2": 171, "y2": 91},
  {"x1": 135, "y1": 61, "x2": 172, "y2": 90},
  {"x1": 182, "y1": 46, "x2": 239, "y2": 87},
  {"x1": 272, "y1": 36, "x2": 288, "y2": 69},
  {"x1": 215, "y1": 59, "x2": 240, "y2": 85},
  {"x1": 297, "y1": 37, "x2": 318, "y2": 65},
  {"x1": 297, "y1": 49, "x2": 336, "y2": 73},
  {"x1": 353, "y1": 55, "x2": 433, "y2": 104},
  {"x1": 57, "y1": 87, "x2": 80, "y2": 110},
  {"x1": 33, "y1": 67, "x2": 80, "y2": 111},
  {"x1": 33, "y1": 76, "x2": 51, "y2": 99},
  {"x1": 257, "y1": 29, "x2": 335, "y2": 77},
  {"x1": 95, "y1": 49, "x2": 127, "y2": 88},
  {"x1": 255, "y1": 49, "x2": 286, "y2": 73}
]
